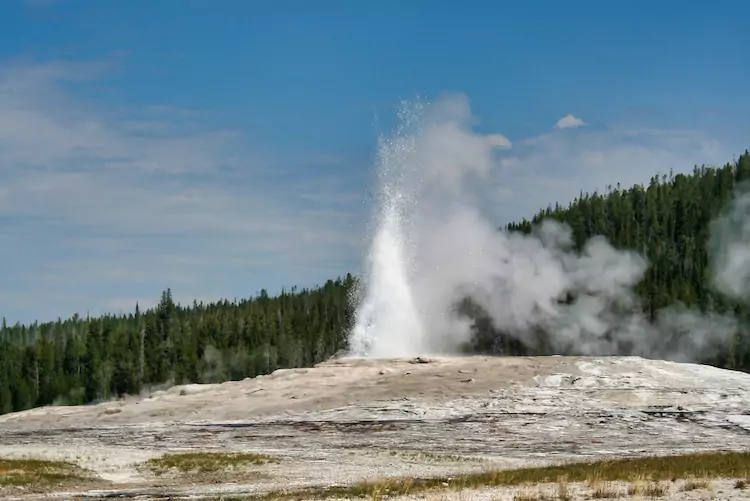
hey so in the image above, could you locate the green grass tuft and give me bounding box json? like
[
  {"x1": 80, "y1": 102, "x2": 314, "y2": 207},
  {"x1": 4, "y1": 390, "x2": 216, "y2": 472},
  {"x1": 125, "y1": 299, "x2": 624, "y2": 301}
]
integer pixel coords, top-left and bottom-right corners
[
  {"x1": 144, "y1": 451, "x2": 278, "y2": 476},
  {"x1": 0, "y1": 457, "x2": 90, "y2": 487},
  {"x1": 210, "y1": 451, "x2": 750, "y2": 500}
]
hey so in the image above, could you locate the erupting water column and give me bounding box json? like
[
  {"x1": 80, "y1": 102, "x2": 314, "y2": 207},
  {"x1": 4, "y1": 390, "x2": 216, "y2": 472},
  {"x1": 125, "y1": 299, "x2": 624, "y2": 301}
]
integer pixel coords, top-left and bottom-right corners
[{"x1": 348, "y1": 103, "x2": 426, "y2": 358}]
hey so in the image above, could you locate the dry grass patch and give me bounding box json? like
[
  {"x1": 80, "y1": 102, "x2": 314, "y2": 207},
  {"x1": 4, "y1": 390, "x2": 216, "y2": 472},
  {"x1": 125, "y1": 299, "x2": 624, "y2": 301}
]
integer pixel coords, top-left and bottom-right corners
[
  {"x1": 736, "y1": 478, "x2": 749, "y2": 489},
  {"x1": 513, "y1": 484, "x2": 570, "y2": 501},
  {"x1": 0, "y1": 457, "x2": 91, "y2": 488},
  {"x1": 144, "y1": 451, "x2": 278, "y2": 476},
  {"x1": 556, "y1": 479, "x2": 571, "y2": 501},
  {"x1": 644, "y1": 482, "x2": 669, "y2": 497},
  {"x1": 589, "y1": 480, "x2": 621, "y2": 498},
  {"x1": 513, "y1": 492, "x2": 553, "y2": 501},
  {"x1": 628, "y1": 480, "x2": 668, "y2": 498},
  {"x1": 680, "y1": 477, "x2": 711, "y2": 492},
  {"x1": 215, "y1": 451, "x2": 750, "y2": 500}
]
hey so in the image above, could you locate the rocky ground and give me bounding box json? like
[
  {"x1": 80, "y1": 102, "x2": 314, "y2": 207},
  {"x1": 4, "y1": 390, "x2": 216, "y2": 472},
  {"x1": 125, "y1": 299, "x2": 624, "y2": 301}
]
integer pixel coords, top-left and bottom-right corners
[
  {"x1": 366, "y1": 479, "x2": 750, "y2": 500},
  {"x1": 1, "y1": 355, "x2": 750, "y2": 500}
]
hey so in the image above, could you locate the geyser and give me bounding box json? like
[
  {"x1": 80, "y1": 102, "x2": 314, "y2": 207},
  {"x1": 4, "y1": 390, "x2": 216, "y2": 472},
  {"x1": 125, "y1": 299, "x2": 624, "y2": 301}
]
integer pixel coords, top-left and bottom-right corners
[
  {"x1": 348, "y1": 102, "x2": 426, "y2": 358},
  {"x1": 349, "y1": 94, "x2": 746, "y2": 360}
]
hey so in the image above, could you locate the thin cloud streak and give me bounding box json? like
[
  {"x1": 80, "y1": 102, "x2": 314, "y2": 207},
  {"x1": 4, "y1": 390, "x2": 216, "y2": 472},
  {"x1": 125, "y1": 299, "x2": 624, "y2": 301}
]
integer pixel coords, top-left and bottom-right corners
[
  {"x1": 0, "y1": 59, "x2": 362, "y2": 324},
  {"x1": 0, "y1": 61, "x2": 743, "y2": 325},
  {"x1": 488, "y1": 116, "x2": 737, "y2": 224}
]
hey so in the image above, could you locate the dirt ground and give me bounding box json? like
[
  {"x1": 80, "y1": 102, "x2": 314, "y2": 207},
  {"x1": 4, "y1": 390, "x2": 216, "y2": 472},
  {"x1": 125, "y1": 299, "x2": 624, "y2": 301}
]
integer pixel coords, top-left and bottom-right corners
[
  {"x1": 354, "y1": 479, "x2": 750, "y2": 500},
  {"x1": 2, "y1": 355, "x2": 750, "y2": 500}
]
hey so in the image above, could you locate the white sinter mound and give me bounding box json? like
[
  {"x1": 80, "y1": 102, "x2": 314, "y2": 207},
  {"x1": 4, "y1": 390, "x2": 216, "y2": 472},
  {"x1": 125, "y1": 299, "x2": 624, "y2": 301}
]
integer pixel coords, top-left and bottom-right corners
[{"x1": 1, "y1": 356, "x2": 750, "y2": 500}]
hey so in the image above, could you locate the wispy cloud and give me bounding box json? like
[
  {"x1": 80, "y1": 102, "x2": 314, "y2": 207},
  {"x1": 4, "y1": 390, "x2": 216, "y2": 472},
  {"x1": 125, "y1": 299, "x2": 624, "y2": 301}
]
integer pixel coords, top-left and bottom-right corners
[
  {"x1": 0, "y1": 58, "x2": 363, "y2": 323},
  {"x1": 0, "y1": 62, "x2": 741, "y2": 325},
  {"x1": 488, "y1": 112, "x2": 738, "y2": 224}
]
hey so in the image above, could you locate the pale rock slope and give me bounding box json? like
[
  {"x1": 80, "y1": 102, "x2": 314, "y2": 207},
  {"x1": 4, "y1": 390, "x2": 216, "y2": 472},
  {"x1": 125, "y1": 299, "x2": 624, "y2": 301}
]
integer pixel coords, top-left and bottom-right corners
[{"x1": 1, "y1": 355, "x2": 750, "y2": 499}]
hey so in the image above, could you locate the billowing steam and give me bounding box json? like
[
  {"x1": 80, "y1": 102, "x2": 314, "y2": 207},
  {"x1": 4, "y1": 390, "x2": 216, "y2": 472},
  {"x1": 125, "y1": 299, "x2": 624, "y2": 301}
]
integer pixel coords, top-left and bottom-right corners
[
  {"x1": 349, "y1": 94, "x2": 747, "y2": 361},
  {"x1": 709, "y1": 186, "x2": 750, "y2": 299}
]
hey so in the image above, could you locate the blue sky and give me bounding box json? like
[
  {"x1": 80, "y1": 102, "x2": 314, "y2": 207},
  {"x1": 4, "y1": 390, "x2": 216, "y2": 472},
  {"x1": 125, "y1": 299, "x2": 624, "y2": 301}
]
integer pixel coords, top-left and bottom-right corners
[{"x1": 1, "y1": 0, "x2": 748, "y2": 324}]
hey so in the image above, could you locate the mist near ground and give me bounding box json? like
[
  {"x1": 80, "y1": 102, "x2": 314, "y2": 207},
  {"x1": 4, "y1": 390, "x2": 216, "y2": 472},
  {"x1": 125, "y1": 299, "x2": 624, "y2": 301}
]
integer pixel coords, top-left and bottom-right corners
[{"x1": 349, "y1": 94, "x2": 748, "y2": 361}]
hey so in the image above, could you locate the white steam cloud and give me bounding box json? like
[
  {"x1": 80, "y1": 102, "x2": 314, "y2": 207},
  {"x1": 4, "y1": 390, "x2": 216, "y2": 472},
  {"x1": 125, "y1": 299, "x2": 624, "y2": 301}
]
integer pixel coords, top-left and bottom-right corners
[
  {"x1": 709, "y1": 186, "x2": 750, "y2": 299},
  {"x1": 349, "y1": 94, "x2": 746, "y2": 361}
]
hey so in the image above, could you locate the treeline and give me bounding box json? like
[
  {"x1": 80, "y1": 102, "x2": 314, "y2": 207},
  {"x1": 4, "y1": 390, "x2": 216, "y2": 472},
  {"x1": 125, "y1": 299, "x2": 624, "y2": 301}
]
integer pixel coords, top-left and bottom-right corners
[
  {"x1": 469, "y1": 150, "x2": 750, "y2": 366},
  {"x1": 0, "y1": 151, "x2": 749, "y2": 416},
  {"x1": 0, "y1": 277, "x2": 355, "y2": 415}
]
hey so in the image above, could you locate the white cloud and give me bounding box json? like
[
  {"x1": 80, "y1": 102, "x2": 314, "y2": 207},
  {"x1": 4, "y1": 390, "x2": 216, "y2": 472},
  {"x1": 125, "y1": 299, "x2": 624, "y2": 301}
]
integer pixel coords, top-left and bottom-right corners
[
  {"x1": 486, "y1": 120, "x2": 737, "y2": 225},
  {"x1": 554, "y1": 113, "x2": 586, "y2": 129},
  {"x1": 0, "y1": 66, "x2": 742, "y2": 326},
  {"x1": 0, "y1": 59, "x2": 363, "y2": 323}
]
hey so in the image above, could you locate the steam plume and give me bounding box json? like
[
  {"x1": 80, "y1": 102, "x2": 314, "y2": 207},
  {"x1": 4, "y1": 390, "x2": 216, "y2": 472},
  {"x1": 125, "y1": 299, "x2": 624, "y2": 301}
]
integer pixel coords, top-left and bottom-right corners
[
  {"x1": 709, "y1": 185, "x2": 750, "y2": 299},
  {"x1": 349, "y1": 94, "x2": 745, "y2": 361}
]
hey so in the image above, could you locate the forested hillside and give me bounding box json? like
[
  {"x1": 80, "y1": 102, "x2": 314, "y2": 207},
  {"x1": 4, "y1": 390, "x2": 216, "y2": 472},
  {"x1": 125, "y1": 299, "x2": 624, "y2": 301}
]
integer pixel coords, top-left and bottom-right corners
[
  {"x1": 0, "y1": 278, "x2": 355, "y2": 415},
  {"x1": 472, "y1": 151, "x2": 750, "y2": 365},
  {"x1": 0, "y1": 151, "x2": 748, "y2": 416}
]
